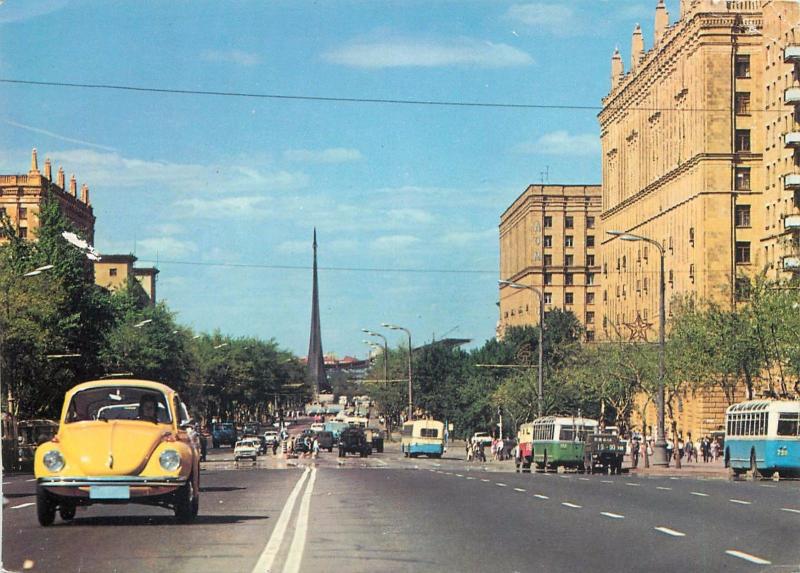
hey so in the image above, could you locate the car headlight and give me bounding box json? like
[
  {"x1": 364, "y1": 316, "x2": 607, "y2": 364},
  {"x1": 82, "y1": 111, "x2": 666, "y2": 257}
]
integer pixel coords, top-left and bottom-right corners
[
  {"x1": 159, "y1": 449, "x2": 181, "y2": 471},
  {"x1": 43, "y1": 450, "x2": 65, "y2": 472}
]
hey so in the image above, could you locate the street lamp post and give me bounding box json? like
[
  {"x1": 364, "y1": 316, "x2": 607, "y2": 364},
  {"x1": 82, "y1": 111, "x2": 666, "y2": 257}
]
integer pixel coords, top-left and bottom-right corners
[
  {"x1": 607, "y1": 230, "x2": 668, "y2": 467},
  {"x1": 382, "y1": 323, "x2": 413, "y2": 421},
  {"x1": 498, "y1": 280, "x2": 545, "y2": 417},
  {"x1": 362, "y1": 329, "x2": 389, "y2": 389}
]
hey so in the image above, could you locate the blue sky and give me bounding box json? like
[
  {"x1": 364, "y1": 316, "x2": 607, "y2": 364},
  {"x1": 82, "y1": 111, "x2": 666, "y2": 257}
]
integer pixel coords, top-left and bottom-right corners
[{"x1": 0, "y1": 0, "x2": 681, "y2": 358}]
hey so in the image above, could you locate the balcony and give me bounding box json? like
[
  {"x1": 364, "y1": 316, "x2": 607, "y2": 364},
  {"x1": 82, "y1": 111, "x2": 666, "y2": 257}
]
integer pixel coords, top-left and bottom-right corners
[
  {"x1": 785, "y1": 215, "x2": 800, "y2": 230},
  {"x1": 783, "y1": 257, "x2": 800, "y2": 272},
  {"x1": 785, "y1": 87, "x2": 800, "y2": 106},
  {"x1": 786, "y1": 132, "x2": 800, "y2": 148},
  {"x1": 785, "y1": 46, "x2": 800, "y2": 64},
  {"x1": 785, "y1": 173, "x2": 800, "y2": 191}
]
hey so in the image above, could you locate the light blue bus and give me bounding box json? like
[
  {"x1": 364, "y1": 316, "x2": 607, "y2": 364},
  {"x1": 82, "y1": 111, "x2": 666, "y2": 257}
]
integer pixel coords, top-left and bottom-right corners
[
  {"x1": 725, "y1": 400, "x2": 800, "y2": 477},
  {"x1": 401, "y1": 419, "x2": 445, "y2": 458}
]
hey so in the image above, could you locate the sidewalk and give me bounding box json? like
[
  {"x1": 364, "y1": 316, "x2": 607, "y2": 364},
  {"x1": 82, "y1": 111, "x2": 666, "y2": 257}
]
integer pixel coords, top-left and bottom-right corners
[{"x1": 626, "y1": 457, "x2": 728, "y2": 478}]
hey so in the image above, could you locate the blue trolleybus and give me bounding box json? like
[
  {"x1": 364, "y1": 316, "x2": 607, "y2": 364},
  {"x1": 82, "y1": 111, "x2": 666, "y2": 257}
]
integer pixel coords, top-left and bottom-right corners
[
  {"x1": 401, "y1": 419, "x2": 445, "y2": 458},
  {"x1": 725, "y1": 400, "x2": 800, "y2": 477}
]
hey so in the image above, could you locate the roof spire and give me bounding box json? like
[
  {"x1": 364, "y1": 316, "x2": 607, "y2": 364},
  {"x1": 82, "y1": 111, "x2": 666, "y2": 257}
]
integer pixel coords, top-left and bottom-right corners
[
  {"x1": 611, "y1": 47, "x2": 624, "y2": 88},
  {"x1": 29, "y1": 148, "x2": 40, "y2": 175},
  {"x1": 631, "y1": 23, "x2": 645, "y2": 71},
  {"x1": 655, "y1": 0, "x2": 669, "y2": 45},
  {"x1": 307, "y1": 227, "x2": 327, "y2": 399}
]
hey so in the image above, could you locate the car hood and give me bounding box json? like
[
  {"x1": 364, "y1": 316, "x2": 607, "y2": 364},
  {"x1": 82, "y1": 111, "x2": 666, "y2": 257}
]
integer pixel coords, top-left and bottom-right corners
[{"x1": 59, "y1": 421, "x2": 172, "y2": 475}]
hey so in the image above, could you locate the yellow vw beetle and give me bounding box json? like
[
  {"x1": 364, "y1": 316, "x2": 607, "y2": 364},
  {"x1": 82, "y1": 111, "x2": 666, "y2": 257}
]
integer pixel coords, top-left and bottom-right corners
[{"x1": 34, "y1": 379, "x2": 201, "y2": 525}]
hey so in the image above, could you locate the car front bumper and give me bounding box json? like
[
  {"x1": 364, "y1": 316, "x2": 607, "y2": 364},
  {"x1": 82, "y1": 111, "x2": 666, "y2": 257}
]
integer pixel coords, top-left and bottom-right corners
[{"x1": 38, "y1": 475, "x2": 187, "y2": 499}]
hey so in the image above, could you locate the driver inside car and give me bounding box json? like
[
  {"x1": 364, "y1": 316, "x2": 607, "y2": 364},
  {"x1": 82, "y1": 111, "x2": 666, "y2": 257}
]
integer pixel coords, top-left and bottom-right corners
[{"x1": 138, "y1": 395, "x2": 159, "y2": 422}]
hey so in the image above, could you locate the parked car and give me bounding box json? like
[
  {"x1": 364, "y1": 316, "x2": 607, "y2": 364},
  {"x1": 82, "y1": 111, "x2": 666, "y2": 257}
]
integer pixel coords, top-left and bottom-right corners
[
  {"x1": 471, "y1": 432, "x2": 493, "y2": 446},
  {"x1": 339, "y1": 427, "x2": 371, "y2": 458},
  {"x1": 16, "y1": 419, "x2": 58, "y2": 471},
  {"x1": 263, "y1": 430, "x2": 279, "y2": 445},
  {"x1": 212, "y1": 422, "x2": 237, "y2": 448},
  {"x1": 34, "y1": 379, "x2": 201, "y2": 526},
  {"x1": 234, "y1": 439, "x2": 259, "y2": 462},
  {"x1": 316, "y1": 431, "x2": 334, "y2": 452},
  {"x1": 369, "y1": 427, "x2": 384, "y2": 453}
]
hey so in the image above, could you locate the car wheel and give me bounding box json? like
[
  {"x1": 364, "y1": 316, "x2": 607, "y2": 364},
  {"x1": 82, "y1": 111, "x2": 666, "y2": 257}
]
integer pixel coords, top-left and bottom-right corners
[
  {"x1": 174, "y1": 478, "x2": 197, "y2": 524},
  {"x1": 59, "y1": 502, "x2": 76, "y2": 521},
  {"x1": 36, "y1": 486, "x2": 56, "y2": 527}
]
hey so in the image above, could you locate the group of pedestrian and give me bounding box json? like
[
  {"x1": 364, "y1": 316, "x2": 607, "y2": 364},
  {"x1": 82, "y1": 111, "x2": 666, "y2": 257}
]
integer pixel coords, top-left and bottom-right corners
[
  {"x1": 491, "y1": 437, "x2": 506, "y2": 461},
  {"x1": 465, "y1": 440, "x2": 486, "y2": 462},
  {"x1": 668, "y1": 435, "x2": 721, "y2": 463}
]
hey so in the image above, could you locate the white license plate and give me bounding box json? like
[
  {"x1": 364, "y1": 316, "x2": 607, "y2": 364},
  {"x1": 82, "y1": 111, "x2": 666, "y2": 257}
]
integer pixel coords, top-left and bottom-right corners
[{"x1": 90, "y1": 485, "x2": 130, "y2": 499}]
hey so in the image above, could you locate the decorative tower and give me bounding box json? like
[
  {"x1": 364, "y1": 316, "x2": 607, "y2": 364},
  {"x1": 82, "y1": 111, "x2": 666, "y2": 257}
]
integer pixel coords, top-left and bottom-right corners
[
  {"x1": 654, "y1": 0, "x2": 669, "y2": 45},
  {"x1": 307, "y1": 228, "x2": 327, "y2": 400}
]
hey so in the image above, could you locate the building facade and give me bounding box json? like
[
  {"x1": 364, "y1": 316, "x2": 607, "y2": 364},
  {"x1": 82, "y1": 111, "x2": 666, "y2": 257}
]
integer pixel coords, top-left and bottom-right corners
[
  {"x1": 0, "y1": 149, "x2": 95, "y2": 242},
  {"x1": 599, "y1": 0, "x2": 765, "y2": 341},
  {"x1": 94, "y1": 254, "x2": 137, "y2": 292},
  {"x1": 499, "y1": 184, "x2": 602, "y2": 340}
]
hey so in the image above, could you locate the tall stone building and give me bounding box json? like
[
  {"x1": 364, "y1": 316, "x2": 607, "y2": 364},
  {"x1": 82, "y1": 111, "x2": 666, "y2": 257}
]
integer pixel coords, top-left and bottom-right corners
[
  {"x1": 499, "y1": 184, "x2": 602, "y2": 340},
  {"x1": 599, "y1": 0, "x2": 765, "y2": 340},
  {"x1": 0, "y1": 149, "x2": 95, "y2": 242}
]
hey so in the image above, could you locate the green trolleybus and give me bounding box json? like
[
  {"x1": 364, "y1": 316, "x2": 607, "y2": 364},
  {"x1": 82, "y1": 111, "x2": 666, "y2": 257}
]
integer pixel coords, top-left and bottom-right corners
[{"x1": 530, "y1": 416, "x2": 598, "y2": 471}]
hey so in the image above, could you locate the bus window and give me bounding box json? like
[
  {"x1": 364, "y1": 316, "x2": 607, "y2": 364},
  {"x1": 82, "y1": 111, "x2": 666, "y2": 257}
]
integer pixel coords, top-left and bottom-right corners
[
  {"x1": 559, "y1": 426, "x2": 575, "y2": 441},
  {"x1": 777, "y1": 413, "x2": 799, "y2": 437},
  {"x1": 420, "y1": 428, "x2": 438, "y2": 438}
]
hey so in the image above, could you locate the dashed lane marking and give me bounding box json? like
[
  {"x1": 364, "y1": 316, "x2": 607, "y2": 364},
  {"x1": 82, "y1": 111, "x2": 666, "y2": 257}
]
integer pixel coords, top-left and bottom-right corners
[
  {"x1": 654, "y1": 527, "x2": 686, "y2": 537},
  {"x1": 561, "y1": 502, "x2": 582, "y2": 509},
  {"x1": 496, "y1": 483, "x2": 507, "y2": 487},
  {"x1": 729, "y1": 499, "x2": 752, "y2": 505},
  {"x1": 455, "y1": 474, "x2": 463, "y2": 477},
  {"x1": 780, "y1": 507, "x2": 800, "y2": 514},
  {"x1": 444, "y1": 472, "x2": 453, "y2": 475},
  {"x1": 724, "y1": 550, "x2": 771, "y2": 565},
  {"x1": 601, "y1": 512, "x2": 624, "y2": 519},
  {"x1": 25, "y1": 478, "x2": 36, "y2": 482},
  {"x1": 625, "y1": 482, "x2": 640, "y2": 487},
  {"x1": 578, "y1": 478, "x2": 590, "y2": 481},
  {"x1": 433, "y1": 463, "x2": 441, "y2": 467},
  {"x1": 481, "y1": 479, "x2": 491, "y2": 482},
  {"x1": 759, "y1": 484, "x2": 776, "y2": 488},
  {"x1": 465, "y1": 477, "x2": 475, "y2": 480},
  {"x1": 533, "y1": 494, "x2": 549, "y2": 500},
  {"x1": 690, "y1": 492, "x2": 709, "y2": 497},
  {"x1": 656, "y1": 487, "x2": 672, "y2": 491},
  {"x1": 601, "y1": 480, "x2": 613, "y2": 484},
  {"x1": 514, "y1": 488, "x2": 526, "y2": 492},
  {"x1": 669, "y1": 477, "x2": 680, "y2": 480},
  {"x1": 559, "y1": 475, "x2": 570, "y2": 479},
  {"x1": 10, "y1": 502, "x2": 34, "y2": 510}
]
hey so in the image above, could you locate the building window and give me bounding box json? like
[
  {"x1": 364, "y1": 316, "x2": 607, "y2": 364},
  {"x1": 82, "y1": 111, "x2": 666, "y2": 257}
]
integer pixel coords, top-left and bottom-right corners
[
  {"x1": 585, "y1": 331, "x2": 595, "y2": 342},
  {"x1": 622, "y1": 255, "x2": 627, "y2": 269},
  {"x1": 643, "y1": 246, "x2": 648, "y2": 260},
  {"x1": 668, "y1": 270, "x2": 674, "y2": 284},
  {"x1": 565, "y1": 254, "x2": 574, "y2": 267},
  {"x1": 587, "y1": 216, "x2": 595, "y2": 229},
  {"x1": 565, "y1": 235, "x2": 574, "y2": 248},
  {"x1": 544, "y1": 292, "x2": 553, "y2": 304},
  {"x1": 735, "y1": 129, "x2": 751, "y2": 152},
  {"x1": 587, "y1": 254, "x2": 595, "y2": 266},
  {"x1": 689, "y1": 227, "x2": 695, "y2": 246},
  {"x1": 586, "y1": 311, "x2": 595, "y2": 324},
  {"x1": 544, "y1": 254, "x2": 552, "y2": 266},
  {"x1": 19, "y1": 207, "x2": 27, "y2": 220},
  {"x1": 644, "y1": 278, "x2": 649, "y2": 292},
  {"x1": 636, "y1": 279, "x2": 641, "y2": 293},
  {"x1": 544, "y1": 273, "x2": 553, "y2": 285},
  {"x1": 565, "y1": 292, "x2": 574, "y2": 305},
  {"x1": 603, "y1": 290, "x2": 608, "y2": 302},
  {"x1": 735, "y1": 167, "x2": 751, "y2": 190},
  {"x1": 18, "y1": 227, "x2": 27, "y2": 239},
  {"x1": 565, "y1": 273, "x2": 574, "y2": 285},
  {"x1": 544, "y1": 216, "x2": 553, "y2": 228},
  {"x1": 544, "y1": 235, "x2": 552, "y2": 248},
  {"x1": 586, "y1": 292, "x2": 595, "y2": 305},
  {"x1": 565, "y1": 216, "x2": 574, "y2": 229},
  {"x1": 603, "y1": 315, "x2": 608, "y2": 328},
  {"x1": 736, "y1": 241, "x2": 751, "y2": 264},
  {"x1": 735, "y1": 277, "x2": 751, "y2": 301},
  {"x1": 586, "y1": 235, "x2": 595, "y2": 248},
  {"x1": 616, "y1": 285, "x2": 620, "y2": 298},
  {"x1": 689, "y1": 264, "x2": 695, "y2": 282},
  {"x1": 735, "y1": 205, "x2": 751, "y2": 227},
  {"x1": 109, "y1": 268, "x2": 118, "y2": 277},
  {"x1": 587, "y1": 273, "x2": 595, "y2": 285},
  {"x1": 735, "y1": 54, "x2": 750, "y2": 78},
  {"x1": 735, "y1": 92, "x2": 751, "y2": 114}
]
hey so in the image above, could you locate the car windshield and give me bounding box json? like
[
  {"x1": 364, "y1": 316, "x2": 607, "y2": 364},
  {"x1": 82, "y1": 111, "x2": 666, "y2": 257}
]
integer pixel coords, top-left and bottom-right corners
[{"x1": 65, "y1": 386, "x2": 171, "y2": 424}]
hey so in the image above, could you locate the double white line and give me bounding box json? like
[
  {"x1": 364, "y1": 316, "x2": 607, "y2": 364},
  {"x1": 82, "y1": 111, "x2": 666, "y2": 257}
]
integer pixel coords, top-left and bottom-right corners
[{"x1": 252, "y1": 467, "x2": 317, "y2": 573}]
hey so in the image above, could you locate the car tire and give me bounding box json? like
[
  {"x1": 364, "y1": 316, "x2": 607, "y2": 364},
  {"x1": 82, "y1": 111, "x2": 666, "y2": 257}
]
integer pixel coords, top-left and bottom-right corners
[
  {"x1": 36, "y1": 486, "x2": 56, "y2": 527},
  {"x1": 59, "y1": 502, "x2": 76, "y2": 521},
  {"x1": 174, "y1": 478, "x2": 197, "y2": 524}
]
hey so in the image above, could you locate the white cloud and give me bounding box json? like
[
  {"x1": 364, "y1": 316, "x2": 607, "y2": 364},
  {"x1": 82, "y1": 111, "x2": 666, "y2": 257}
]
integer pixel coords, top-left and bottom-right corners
[
  {"x1": 0, "y1": 0, "x2": 68, "y2": 23},
  {"x1": 505, "y1": 3, "x2": 575, "y2": 30},
  {"x1": 200, "y1": 49, "x2": 260, "y2": 67},
  {"x1": 506, "y1": 2, "x2": 649, "y2": 37},
  {"x1": 172, "y1": 196, "x2": 271, "y2": 219},
  {"x1": 323, "y1": 36, "x2": 533, "y2": 69},
  {"x1": 440, "y1": 228, "x2": 497, "y2": 247},
  {"x1": 147, "y1": 223, "x2": 184, "y2": 236},
  {"x1": 371, "y1": 235, "x2": 421, "y2": 251},
  {"x1": 387, "y1": 208, "x2": 435, "y2": 225},
  {"x1": 283, "y1": 148, "x2": 363, "y2": 163},
  {"x1": 1, "y1": 118, "x2": 116, "y2": 151},
  {"x1": 514, "y1": 131, "x2": 600, "y2": 156},
  {"x1": 136, "y1": 237, "x2": 198, "y2": 259}
]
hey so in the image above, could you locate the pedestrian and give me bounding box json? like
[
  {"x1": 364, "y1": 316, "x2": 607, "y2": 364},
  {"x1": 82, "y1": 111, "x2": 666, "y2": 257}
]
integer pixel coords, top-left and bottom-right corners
[
  {"x1": 478, "y1": 441, "x2": 486, "y2": 463},
  {"x1": 631, "y1": 439, "x2": 640, "y2": 468},
  {"x1": 665, "y1": 439, "x2": 673, "y2": 466},
  {"x1": 497, "y1": 438, "x2": 504, "y2": 461},
  {"x1": 272, "y1": 439, "x2": 279, "y2": 456},
  {"x1": 711, "y1": 437, "x2": 720, "y2": 461},
  {"x1": 684, "y1": 439, "x2": 694, "y2": 463},
  {"x1": 702, "y1": 437, "x2": 710, "y2": 463},
  {"x1": 513, "y1": 444, "x2": 521, "y2": 472},
  {"x1": 466, "y1": 440, "x2": 472, "y2": 462},
  {"x1": 312, "y1": 438, "x2": 320, "y2": 459}
]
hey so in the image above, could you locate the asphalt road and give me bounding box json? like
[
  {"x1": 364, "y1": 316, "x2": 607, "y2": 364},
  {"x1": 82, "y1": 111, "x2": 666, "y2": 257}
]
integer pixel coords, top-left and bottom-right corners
[{"x1": 3, "y1": 442, "x2": 800, "y2": 573}]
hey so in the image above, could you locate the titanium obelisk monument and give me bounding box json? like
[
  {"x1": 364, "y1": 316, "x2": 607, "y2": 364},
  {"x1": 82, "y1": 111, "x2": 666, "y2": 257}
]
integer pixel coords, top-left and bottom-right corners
[{"x1": 307, "y1": 228, "x2": 327, "y2": 400}]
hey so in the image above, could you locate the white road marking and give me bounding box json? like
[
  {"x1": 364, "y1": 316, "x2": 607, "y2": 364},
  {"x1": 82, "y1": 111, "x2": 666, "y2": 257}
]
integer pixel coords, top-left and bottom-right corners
[
  {"x1": 759, "y1": 484, "x2": 776, "y2": 488},
  {"x1": 669, "y1": 477, "x2": 680, "y2": 480},
  {"x1": 559, "y1": 475, "x2": 570, "y2": 479},
  {"x1": 780, "y1": 507, "x2": 800, "y2": 514},
  {"x1": 724, "y1": 550, "x2": 771, "y2": 565},
  {"x1": 514, "y1": 488, "x2": 526, "y2": 492},
  {"x1": 729, "y1": 499, "x2": 751, "y2": 505},
  {"x1": 465, "y1": 477, "x2": 475, "y2": 480},
  {"x1": 690, "y1": 492, "x2": 709, "y2": 497},
  {"x1": 444, "y1": 472, "x2": 453, "y2": 475},
  {"x1": 251, "y1": 467, "x2": 310, "y2": 573},
  {"x1": 481, "y1": 479, "x2": 490, "y2": 482},
  {"x1": 373, "y1": 458, "x2": 387, "y2": 467},
  {"x1": 496, "y1": 483, "x2": 507, "y2": 487},
  {"x1": 625, "y1": 482, "x2": 641, "y2": 487},
  {"x1": 10, "y1": 502, "x2": 34, "y2": 510},
  {"x1": 455, "y1": 474, "x2": 463, "y2": 477},
  {"x1": 25, "y1": 478, "x2": 36, "y2": 482},
  {"x1": 600, "y1": 512, "x2": 624, "y2": 519},
  {"x1": 561, "y1": 502, "x2": 582, "y2": 509},
  {"x1": 283, "y1": 468, "x2": 317, "y2": 573},
  {"x1": 656, "y1": 486, "x2": 672, "y2": 491},
  {"x1": 654, "y1": 527, "x2": 686, "y2": 537},
  {"x1": 601, "y1": 480, "x2": 613, "y2": 484},
  {"x1": 428, "y1": 469, "x2": 436, "y2": 472},
  {"x1": 533, "y1": 494, "x2": 549, "y2": 500},
  {"x1": 578, "y1": 478, "x2": 590, "y2": 481},
  {"x1": 433, "y1": 463, "x2": 441, "y2": 467}
]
